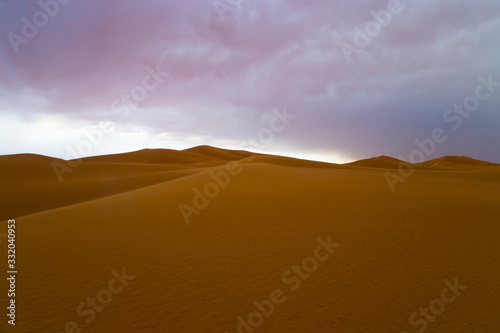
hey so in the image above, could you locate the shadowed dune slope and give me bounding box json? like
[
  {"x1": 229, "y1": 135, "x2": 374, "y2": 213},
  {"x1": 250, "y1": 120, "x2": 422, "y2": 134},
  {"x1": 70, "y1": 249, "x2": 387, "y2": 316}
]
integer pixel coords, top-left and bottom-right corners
[{"x1": 0, "y1": 159, "x2": 208, "y2": 220}]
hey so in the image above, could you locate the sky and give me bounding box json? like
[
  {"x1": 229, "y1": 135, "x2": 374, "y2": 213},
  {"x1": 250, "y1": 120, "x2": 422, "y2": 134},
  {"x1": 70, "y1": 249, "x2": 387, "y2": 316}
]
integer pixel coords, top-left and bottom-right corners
[{"x1": 0, "y1": 0, "x2": 499, "y2": 164}]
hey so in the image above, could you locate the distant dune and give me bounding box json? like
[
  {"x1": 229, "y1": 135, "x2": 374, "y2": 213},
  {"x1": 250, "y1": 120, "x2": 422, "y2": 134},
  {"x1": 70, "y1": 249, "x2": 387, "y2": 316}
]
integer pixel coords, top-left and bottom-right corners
[
  {"x1": 349, "y1": 154, "x2": 500, "y2": 170},
  {"x1": 1, "y1": 146, "x2": 499, "y2": 332},
  {"x1": 347, "y1": 155, "x2": 406, "y2": 169},
  {"x1": 417, "y1": 155, "x2": 500, "y2": 168},
  {"x1": 183, "y1": 145, "x2": 257, "y2": 161},
  {"x1": 0, "y1": 153, "x2": 65, "y2": 163},
  {"x1": 76, "y1": 148, "x2": 220, "y2": 165},
  {"x1": 1, "y1": 147, "x2": 498, "y2": 221}
]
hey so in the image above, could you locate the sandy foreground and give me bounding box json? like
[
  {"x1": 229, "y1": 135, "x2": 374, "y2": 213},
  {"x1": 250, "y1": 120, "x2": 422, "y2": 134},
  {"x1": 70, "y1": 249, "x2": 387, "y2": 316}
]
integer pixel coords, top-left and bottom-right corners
[{"x1": 0, "y1": 146, "x2": 499, "y2": 332}]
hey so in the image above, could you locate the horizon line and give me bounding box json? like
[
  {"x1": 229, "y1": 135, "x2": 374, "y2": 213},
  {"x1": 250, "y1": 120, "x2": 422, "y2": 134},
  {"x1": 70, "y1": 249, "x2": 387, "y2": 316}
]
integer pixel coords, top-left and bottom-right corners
[{"x1": 1, "y1": 145, "x2": 498, "y2": 166}]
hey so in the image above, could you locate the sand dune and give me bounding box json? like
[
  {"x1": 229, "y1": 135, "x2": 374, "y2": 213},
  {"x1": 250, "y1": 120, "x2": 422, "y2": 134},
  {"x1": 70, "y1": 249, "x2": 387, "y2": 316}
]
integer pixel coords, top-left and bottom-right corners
[
  {"x1": 79, "y1": 146, "x2": 268, "y2": 165},
  {"x1": 417, "y1": 155, "x2": 500, "y2": 169},
  {"x1": 78, "y1": 148, "x2": 221, "y2": 165},
  {"x1": 348, "y1": 154, "x2": 500, "y2": 171},
  {"x1": 240, "y1": 154, "x2": 344, "y2": 169},
  {"x1": 347, "y1": 155, "x2": 406, "y2": 169},
  {"x1": 0, "y1": 153, "x2": 65, "y2": 163},
  {"x1": 1, "y1": 147, "x2": 499, "y2": 332},
  {"x1": 183, "y1": 145, "x2": 257, "y2": 161},
  {"x1": 0, "y1": 156, "x2": 213, "y2": 220}
]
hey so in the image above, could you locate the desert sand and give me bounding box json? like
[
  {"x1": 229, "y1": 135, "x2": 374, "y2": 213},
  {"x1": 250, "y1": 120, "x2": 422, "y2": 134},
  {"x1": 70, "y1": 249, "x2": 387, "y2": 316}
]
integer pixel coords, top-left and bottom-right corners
[{"x1": 1, "y1": 146, "x2": 499, "y2": 332}]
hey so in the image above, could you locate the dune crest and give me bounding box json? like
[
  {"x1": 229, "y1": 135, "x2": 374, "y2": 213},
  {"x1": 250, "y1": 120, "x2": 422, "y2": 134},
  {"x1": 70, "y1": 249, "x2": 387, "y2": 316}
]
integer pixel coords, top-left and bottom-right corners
[
  {"x1": 0, "y1": 153, "x2": 65, "y2": 163},
  {"x1": 2, "y1": 147, "x2": 499, "y2": 221},
  {"x1": 183, "y1": 145, "x2": 256, "y2": 161},
  {"x1": 347, "y1": 155, "x2": 408, "y2": 169}
]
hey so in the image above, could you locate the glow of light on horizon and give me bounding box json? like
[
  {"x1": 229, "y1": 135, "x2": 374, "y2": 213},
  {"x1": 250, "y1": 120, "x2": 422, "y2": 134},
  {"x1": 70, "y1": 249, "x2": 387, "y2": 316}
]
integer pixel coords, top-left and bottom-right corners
[
  {"x1": 257, "y1": 150, "x2": 353, "y2": 165},
  {"x1": 0, "y1": 113, "x2": 349, "y2": 164}
]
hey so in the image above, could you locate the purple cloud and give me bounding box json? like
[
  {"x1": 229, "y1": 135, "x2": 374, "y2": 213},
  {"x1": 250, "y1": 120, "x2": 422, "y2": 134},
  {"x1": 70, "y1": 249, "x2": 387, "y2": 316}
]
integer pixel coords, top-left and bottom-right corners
[{"x1": 0, "y1": 0, "x2": 499, "y2": 162}]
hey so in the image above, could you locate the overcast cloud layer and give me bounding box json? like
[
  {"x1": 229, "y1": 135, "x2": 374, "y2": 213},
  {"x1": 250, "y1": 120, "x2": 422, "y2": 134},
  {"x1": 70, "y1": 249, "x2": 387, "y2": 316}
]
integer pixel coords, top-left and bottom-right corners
[{"x1": 1, "y1": 0, "x2": 499, "y2": 163}]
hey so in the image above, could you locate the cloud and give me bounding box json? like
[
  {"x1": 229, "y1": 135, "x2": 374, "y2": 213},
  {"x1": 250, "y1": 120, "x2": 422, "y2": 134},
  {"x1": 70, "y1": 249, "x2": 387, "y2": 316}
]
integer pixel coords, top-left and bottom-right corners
[{"x1": 0, "y1": 0, "x2": 499, "y2": 162}]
